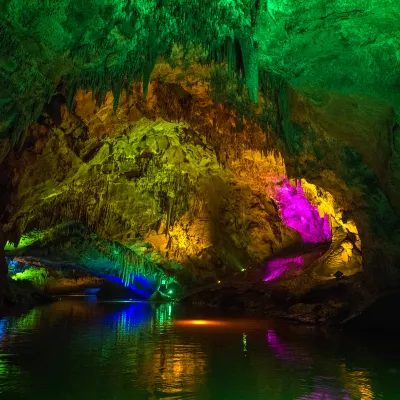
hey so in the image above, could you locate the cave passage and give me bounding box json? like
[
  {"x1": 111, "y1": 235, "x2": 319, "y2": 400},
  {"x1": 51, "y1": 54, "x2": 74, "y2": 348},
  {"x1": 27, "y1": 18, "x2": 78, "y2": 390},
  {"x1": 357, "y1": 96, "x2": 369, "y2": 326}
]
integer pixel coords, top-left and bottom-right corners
[{"x1": 1, "y1": 0, "x2": 400, "y2": 398}]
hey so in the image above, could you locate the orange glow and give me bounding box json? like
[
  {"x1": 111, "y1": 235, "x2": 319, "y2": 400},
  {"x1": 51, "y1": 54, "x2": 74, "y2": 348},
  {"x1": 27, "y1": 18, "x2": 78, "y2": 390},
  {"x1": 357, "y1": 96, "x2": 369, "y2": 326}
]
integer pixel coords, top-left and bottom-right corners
[
  {"x1": 175, "y1": 320, "x2": 227, "y2": 327},
  {"x1": 175, "y1": 319, "x2": 273, "y2": 330}
]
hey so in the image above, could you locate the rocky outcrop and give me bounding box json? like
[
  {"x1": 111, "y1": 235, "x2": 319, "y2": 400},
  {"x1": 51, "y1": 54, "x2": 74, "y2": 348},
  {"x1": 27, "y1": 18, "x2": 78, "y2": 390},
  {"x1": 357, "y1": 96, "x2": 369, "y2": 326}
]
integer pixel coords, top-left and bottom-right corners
[
  {"x1": 2, "y1": 74, "x2": 396, "y2": 298},
  {"x1": 183, "y1": 261, "x2": 369, "y2": 326},
  {"x1": 258, "y1": 1, "x2": 400, "y2": 112},
  {"x1": 0, "y1": 277, "x2": 53, "y2": 316},
  {"x1": 287, "y1": 88, "x2": 400, "y2": 287},
  {"x1": 0, "y1": 0, "x2": 261, "y2": 145},
  {"x1": 0, "y1": 1, "x2": 400, "y2": 326},
  {"x1": 3, "y1": 85, "x2": 302, "y2": 288},
  {"x1": 0, "y1": 225, "x2": 8, "y2": 292},
  {"x1": 2, "y1": 1, "x2": 400, "y2": 145}
]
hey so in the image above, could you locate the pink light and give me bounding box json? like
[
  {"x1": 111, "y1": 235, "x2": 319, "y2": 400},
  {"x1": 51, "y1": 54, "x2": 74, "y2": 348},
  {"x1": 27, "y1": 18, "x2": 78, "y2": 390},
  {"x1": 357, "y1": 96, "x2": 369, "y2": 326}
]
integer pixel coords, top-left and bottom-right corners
[
  {"x1": 266, "y1": 329, "x2": 313, "y2": 365},
  {"x1": 266, "y1": 330, "x2": 288, "y2": 357},
  {"x1": 274, "y1": 179, "x2": 332, "y2": 243},
  {"x1": 264, "y1": 256, "x2": 304, "y2": 282}
]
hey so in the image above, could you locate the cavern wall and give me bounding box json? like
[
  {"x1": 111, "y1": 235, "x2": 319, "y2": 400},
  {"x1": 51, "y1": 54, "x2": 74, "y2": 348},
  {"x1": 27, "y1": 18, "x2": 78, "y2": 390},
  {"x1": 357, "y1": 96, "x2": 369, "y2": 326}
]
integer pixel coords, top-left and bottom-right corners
[
  {"x1": 0, "y1": 226, "x2": 8, "y2": 292},
  {"x1": 3, "y1": 82, "x2": 302, "y2": 288},
  {"x1": 1, "y1": 0, "x2": 400, "y2": 297},
  {"x1": 287, "y1": 88, "x2": 400, "y2": 286}
]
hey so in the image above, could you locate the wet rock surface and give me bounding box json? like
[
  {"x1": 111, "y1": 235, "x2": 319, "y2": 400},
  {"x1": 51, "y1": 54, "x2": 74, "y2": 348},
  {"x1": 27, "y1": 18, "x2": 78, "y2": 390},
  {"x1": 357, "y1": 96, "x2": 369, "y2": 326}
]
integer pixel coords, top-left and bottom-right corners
[
  {"x1": 0, "y1": 278, "x2": 53, "y2": 317},
  {"x1": 184, "y1": 268, "x2": 372, "y2": 326}
]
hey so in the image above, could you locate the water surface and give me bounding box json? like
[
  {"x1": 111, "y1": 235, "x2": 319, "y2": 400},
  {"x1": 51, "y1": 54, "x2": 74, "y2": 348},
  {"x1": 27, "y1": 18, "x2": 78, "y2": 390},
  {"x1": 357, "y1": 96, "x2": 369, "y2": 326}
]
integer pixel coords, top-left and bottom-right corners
[{"x1": 0, "y1": 297, "x2": 398, "y2": 399}]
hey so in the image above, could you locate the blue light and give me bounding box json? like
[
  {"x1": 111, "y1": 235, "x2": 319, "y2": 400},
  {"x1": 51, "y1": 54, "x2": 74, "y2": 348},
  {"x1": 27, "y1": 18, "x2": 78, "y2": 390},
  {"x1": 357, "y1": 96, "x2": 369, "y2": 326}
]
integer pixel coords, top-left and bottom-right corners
[
  {"x1": 101, "y1": 274, "x2": 152, "y2": 298},
  {"x1": 103, "y1": 302, "x2": 152, "y2": 329},
  {"x1": 69, "y1": 264, "x2": 156, "y2": 298},
  {"x1": 9, "y1": 259, "x2": 18, "y2": 268},
  {"x1": 130, "y1": 274, "x2": 155, "y2": 290},
  {"x1": 0, "y1": 319, "x2": 6, "y2": 341}
]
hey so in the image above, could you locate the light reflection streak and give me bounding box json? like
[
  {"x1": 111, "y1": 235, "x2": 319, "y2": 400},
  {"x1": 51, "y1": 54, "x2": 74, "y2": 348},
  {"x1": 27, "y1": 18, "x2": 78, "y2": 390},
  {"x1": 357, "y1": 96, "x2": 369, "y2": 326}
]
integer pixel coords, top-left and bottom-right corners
[
  {"x1": 266, "y1": 329, "x2": 312, "y2": 366},
  {"x1": 175, "y1": 319, "x2": 228, "y2": 327},
  {"x1": 266, "y1": 330, "x2": 353, "y2": 400},
  {"x1": 340, "y1": 365, "x2": 374, "y2": 400}
]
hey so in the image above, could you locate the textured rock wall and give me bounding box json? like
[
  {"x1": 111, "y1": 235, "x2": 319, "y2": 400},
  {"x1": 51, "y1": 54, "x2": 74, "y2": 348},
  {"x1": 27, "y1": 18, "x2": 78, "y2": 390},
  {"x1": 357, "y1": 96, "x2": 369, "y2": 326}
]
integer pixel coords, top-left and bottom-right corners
[
  {"x1": 287, "y1": 88, "x2": 400, "y2": 286},
  {"x1": 258, "y1": 0, "x2": 400, "y2": 112},
  {"x1": 0, "y1": 225, "x2": 8, "y2": 292},
  {"x1": 0, "y1": 0, "x2": 260, "y2": 147},
  {"x1": 3, "y1": 84, "x2": 302, "y2": 285},
  {"x1": 2, "y1": 78, "x2": 373, "y2": 291},
  {"x1": 0, "y1": 0, "x2": 400, "y2": 295},
  {"x1": 2, "y1": 0, "x2": 400, "y2": 151},
  {"x1": 3, "y1": 70, "x2": 399, "y2": 290}
]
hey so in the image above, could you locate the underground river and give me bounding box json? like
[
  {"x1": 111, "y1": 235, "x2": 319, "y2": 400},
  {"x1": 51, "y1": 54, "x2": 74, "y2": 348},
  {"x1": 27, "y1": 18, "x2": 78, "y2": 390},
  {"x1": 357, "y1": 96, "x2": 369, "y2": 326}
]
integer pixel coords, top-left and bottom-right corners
[{"x1": 0, "y1": 297, "x2": 398, "y2": 400}]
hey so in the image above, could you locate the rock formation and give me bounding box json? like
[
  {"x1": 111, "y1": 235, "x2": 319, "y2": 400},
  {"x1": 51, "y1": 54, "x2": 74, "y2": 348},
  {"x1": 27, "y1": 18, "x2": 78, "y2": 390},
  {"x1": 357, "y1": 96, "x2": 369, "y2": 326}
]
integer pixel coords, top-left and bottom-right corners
[{"x1": 0, "y1": 1, "x2": 400, "y2": 323}]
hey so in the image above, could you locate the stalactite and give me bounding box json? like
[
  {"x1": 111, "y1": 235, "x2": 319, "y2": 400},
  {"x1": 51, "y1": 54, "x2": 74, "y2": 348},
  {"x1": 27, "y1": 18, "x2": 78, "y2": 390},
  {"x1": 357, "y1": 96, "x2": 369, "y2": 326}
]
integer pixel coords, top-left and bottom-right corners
[
  {"x1": 238, "y1": 35, "x2": 259, "y2": 103},
  {"x1": 142, "y1": 55, "x2": 157, "y2": 100},
  {"x1": 259, "y1": 70, "x2": 292, "y2": 153},
  {"x1": 0, "y1": 0, "x2": 265, "y2": 149},
  {"x1": 165, "y1": 197, "x2": 173, "y2": 235}
]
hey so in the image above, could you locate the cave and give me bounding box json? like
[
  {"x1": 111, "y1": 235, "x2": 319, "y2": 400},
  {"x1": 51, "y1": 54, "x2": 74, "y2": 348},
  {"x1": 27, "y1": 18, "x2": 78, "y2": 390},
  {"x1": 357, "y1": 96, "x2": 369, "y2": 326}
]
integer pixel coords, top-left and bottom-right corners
[{"x1": 0, "y1": 1, "x2": 400, "y2": 398}]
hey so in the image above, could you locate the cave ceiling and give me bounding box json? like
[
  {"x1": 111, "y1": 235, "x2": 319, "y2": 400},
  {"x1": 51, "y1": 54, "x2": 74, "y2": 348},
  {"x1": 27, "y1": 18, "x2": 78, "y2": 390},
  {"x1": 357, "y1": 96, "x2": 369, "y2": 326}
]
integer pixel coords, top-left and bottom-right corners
[
  {"x1": 259, "y1": 0, "x2": 400, "y2": 109},
  {"x1": 1, "y1": 0, "x2": 400, "y2": 148}
]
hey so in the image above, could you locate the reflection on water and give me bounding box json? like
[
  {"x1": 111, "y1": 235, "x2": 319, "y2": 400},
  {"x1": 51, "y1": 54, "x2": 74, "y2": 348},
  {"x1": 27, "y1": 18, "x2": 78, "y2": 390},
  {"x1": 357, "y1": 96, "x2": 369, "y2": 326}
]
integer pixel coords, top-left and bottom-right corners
[
  {"x1": 0, "y1": 298, "x2": 398, "y2": 399},
  {"x1": 340, "y1": 367, "x2": 374, "y2": 400}
]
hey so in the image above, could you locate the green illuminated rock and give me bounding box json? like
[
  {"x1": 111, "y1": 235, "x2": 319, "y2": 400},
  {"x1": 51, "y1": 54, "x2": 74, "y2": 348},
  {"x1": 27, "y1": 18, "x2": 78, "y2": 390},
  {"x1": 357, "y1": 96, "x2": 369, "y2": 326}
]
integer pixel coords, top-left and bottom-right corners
[{"x1": 0, "y1": 0, "x2": 260, "y2": 146}]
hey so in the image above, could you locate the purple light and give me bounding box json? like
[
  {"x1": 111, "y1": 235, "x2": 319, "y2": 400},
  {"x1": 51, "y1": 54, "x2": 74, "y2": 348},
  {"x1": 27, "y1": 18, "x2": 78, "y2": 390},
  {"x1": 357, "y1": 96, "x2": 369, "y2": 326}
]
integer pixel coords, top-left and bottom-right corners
[
  {"x1": 267, "y1": 330, "x2": 351, "y2": 400},
  {"x1": 264, "y1": 256, "x2": 304, "y2": 282},
  {"x1": 266, "y1": 330, "x2": 289, "y2": 358},
  {"x1": 266, "y1": 329, "x2": 312, "y2": 365},
  {"x1": 274, "y1": 179, "x2": 332, "y2": 243}
]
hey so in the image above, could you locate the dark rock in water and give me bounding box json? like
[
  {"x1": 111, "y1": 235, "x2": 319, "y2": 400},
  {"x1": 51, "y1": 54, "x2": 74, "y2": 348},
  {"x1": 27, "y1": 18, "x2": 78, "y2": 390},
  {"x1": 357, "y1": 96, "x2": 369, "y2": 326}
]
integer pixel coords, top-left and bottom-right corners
[
  {"x1": 149, "y1": 290, "x2": 170, "y2": 303},
  {"x1": 341, "y1": 291, "x2": 400, "y2": 332},
  {"x1": 83, "y1": 287, "x2": 100, "y2": 295},
  {"x1": 0, "y1": 279, "x2": 54, "y2": 317},
  {"x1": 333, "y1": 271, "x2": 344, "y2": 279}
]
